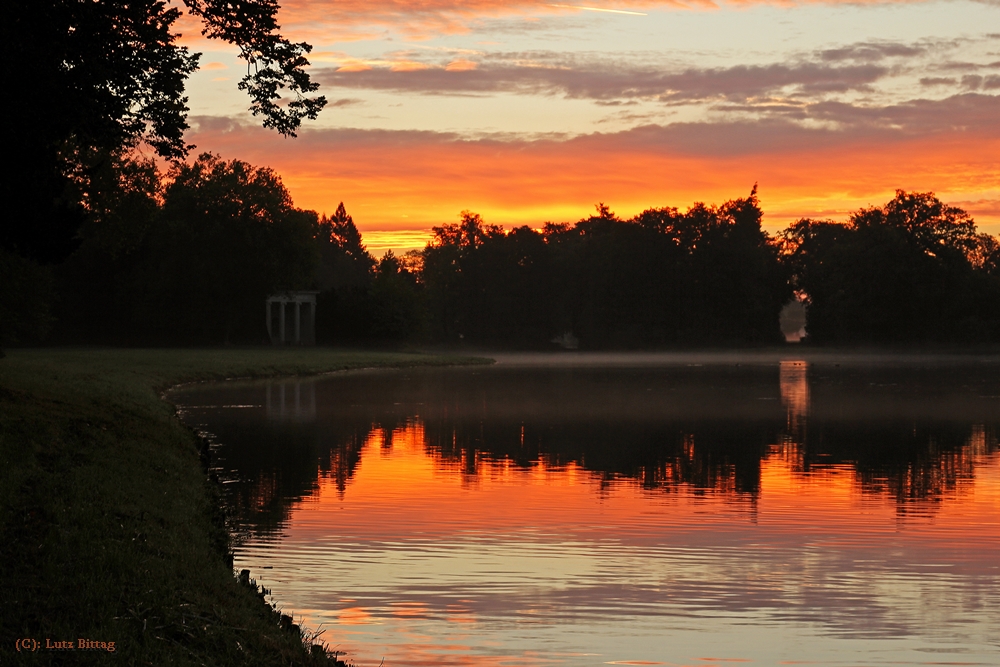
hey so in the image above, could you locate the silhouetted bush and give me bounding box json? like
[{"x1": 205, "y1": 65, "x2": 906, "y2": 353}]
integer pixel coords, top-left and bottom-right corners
[{"x1": 0, "y1": 249, "x2": 56, "y2": 350}]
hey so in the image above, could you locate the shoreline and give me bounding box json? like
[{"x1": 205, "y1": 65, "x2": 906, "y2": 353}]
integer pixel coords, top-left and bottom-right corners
[
  {"x1": 0, "y1": 348, "x2": 489, "y2": 665},
  {"x1": 482, "y1": 347, "x2": 1000, "y2": 368}
]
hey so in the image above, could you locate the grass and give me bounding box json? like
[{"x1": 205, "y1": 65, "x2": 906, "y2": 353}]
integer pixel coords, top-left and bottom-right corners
[{"x1": 0, "y1": 348, "x2": 490, "y2": 665}]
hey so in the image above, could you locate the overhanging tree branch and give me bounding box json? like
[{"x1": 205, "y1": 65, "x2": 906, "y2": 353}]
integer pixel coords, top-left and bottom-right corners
[{"x1": 183, "y1": 0, "x2": 326, "y2": 137}]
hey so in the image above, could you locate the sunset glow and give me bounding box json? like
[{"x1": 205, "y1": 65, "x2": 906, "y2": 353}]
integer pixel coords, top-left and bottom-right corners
[
  {"x1": 236, "y1": 405, "x2": 1000, "y2": 666},
  {"x1": 169, "y1": 361, "x2": 1000, "y2": 666},
  {"x1": 188, "y1": 119, "x2": 1000, "y2": 253},
  {"x1": 177, "y1": 0, "x2": 1000, "y2": 255},
  {"x1": 280, "y1": 412, "x2": 998, "y2": 552}
]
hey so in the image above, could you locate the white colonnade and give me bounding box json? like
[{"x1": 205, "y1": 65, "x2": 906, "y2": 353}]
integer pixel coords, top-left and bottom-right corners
[{"x1": 266, "y1": 291, "x2": 319, "y2": 345}]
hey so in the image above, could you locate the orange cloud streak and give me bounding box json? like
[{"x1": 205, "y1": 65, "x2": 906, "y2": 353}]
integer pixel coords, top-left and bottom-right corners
[{"x1": 187, "y1": 119, "x2": 1000, "y2": 254}]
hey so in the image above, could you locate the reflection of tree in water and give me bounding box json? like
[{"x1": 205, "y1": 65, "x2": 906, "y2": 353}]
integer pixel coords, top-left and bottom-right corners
[
  {"x1": 186, "y1": 366, "x2": 1000, "y2": 538},
  {"x1": 419, "y1": 364, "x2": 1000, "y2": 508},
  {"x1": 421, "y1": 410, "x2": 776, "y2": 497},
  {"x1": 819, "y1": 422, "x2": 994, "y2": 509},
  {"x1": 225, "y1": 424, "x2": 369, "y2": 541},
  {"x1": 190, "y1": 380, "x2": 377, "y2": 540},
  {"x1": 780, "y1": 360, "x2": 809, "y2": 451},
  {"x1": 774, "y1": 362, "x2": 999, "y2": 511}
]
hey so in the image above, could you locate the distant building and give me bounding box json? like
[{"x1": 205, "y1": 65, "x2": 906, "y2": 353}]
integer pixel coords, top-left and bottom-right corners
[{"x1": 266, "y1": 291, "x2": 318, "y2": 345}]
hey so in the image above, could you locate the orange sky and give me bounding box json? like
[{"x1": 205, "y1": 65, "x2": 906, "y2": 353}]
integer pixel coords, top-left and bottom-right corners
[
  {"x1": 179, "y1": 0, "x2": 1000, "y2": 255},
  {"x1": 188, "y1": 117, "x2": 1000, "y2": 254}
]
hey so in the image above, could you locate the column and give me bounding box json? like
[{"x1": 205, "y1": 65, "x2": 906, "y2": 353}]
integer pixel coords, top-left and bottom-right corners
[
  {"x1": 295, "y1": 300, "x2": 301, "y2": 344},
  {"x1": 306, "y1": 301, "x2": 314, "y2": 345},
  {"x1": 279, "y1": 300, "x2": 286, "y2": 343}
]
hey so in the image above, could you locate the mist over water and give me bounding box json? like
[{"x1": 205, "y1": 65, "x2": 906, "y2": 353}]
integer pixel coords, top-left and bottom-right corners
[{"x1": 172, "y1": 353, "x2": 1000, "y2": 666}]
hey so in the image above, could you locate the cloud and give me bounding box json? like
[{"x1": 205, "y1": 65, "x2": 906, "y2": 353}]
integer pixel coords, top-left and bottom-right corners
[
  {"x1": 312, "y1": 38, "x2": 991, "y2": 104},
  {"x1": 802, "y1": 93, "x2": 1000, "y2": 134},
  {"x1": 186, "y1": 93, "x2": 1000, "y2": 237},
  {"x1": 316, "y1": 58, "x2": 889, "y2": 101},
  {"x1": 920, "y1": 77, "x2": 957, "y2": 87},
  {"x1": 171, "y1": 2, "x2": 1000, "y2": 50},
  {"x1": 445, "y1": 58, "x2": 479, "y2": 71},
  {"x1": 272, "y1": 1, "x2": 961, "y2": 40},
  {"x1": 817, "y1": 41, "x2": 928, "y2": 62},
  {"x1": 950, "y1": 198, "x2": 1000, "y2": 220}
]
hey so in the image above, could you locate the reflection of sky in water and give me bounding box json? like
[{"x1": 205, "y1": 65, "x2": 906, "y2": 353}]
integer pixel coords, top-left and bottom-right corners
[{"x1": 173, "y1": 359, "x2": 1000, "y2": 667}]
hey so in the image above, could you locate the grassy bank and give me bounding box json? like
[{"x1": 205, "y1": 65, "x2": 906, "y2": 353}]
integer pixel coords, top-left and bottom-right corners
[{"x1": 0, "y1": 348, "x2": 489, "y2": 665}]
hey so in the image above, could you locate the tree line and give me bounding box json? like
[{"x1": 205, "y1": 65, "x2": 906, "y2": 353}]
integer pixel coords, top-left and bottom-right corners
[
  {"x1": 7, "y1": 1, "x2": 997, "y2": 350},
  {"x1": 3, "y1": 153, "x2": 1000, "y2": 349}
]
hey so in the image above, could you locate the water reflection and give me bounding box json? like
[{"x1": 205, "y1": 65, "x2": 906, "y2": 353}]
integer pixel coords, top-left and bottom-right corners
[
  {"x1": 780, "y1": 359, "x2": 808, "y2": 440},
  {"x1": 172, "y1": 360, "x2": 1000, "y2": 666},
  {"x1": 174, "y1": 363, "x2": 1000, "y2": 536},
  {"x1": 265, "y1": 380, "x2": 316, "y2": 422}
]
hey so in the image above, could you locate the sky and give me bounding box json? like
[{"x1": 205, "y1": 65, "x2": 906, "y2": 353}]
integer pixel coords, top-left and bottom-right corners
[{"x1": 178, "y1": 0, "x2": 1000, "y2": 256}]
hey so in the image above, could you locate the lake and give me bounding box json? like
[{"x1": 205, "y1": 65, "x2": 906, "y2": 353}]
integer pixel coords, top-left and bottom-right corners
[{"x1": 171, "y1": 353, "x2": 1000, "y2": 667}]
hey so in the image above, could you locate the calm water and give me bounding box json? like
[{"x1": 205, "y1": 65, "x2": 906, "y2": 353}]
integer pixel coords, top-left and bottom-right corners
[{"x1": 172, "y1": 354, "x2": 1000, "y2": 667}]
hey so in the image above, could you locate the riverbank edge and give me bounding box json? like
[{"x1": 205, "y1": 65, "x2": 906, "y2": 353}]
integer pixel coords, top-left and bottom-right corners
[{"x1": 0, "y1": 348, "x2": 492, "y2": 665}]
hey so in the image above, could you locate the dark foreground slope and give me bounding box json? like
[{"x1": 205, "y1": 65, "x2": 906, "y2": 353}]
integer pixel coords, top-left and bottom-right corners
[{"x1": 0, "y1": 349, "x2": 487, "y2": 665}]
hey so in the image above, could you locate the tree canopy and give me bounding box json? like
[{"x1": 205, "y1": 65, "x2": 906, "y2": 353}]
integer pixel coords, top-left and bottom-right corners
[
  {"x1": 22, "y1": 166, "x2": 1000, "y2": 350},
  {"x1": 2, "y1": 0, "x2": 325, "y2": 264},
  {"x1": 57, "y1": 154, "x2": 318, "y2": 344},
  {"x1": 783, "y1": 190, "x2": 1000, "y2": 344},
  {"x1": 419, "y1": 189, "x2": 791, "y2": 348}
]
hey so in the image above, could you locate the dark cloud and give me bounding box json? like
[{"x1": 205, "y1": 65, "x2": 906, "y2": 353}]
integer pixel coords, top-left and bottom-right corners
[
  {"x1": 657, "y1": 63, "x2": 886, "y2": 100},
  {"x1": 593, "y1": 99, "x2": 640, "y2": 107},
  {"x1": 187, "y1": 115, "x2": 246, "y2": 135},
  {"x1": 920, "y1": 77, "x2": 957, "y2": 86},
  {"x1": 818, "y1": 41, "x2": 926, "y2": 62},
  {"x1": 316, "y1": 60, "x2": 887, "y2": 102},
  {"x1": 957, "y1": 73, "x2": 1000, "y2": 91},
  {"x1": 579, "y1": 94, "x2": 1000, "y2": 156},
  {"x1": 314, "y1": 38, "x2": 997, "y2": 104},
  {"x1": 188, "y1": 94, "x2": 1000, "y2": 162},
  {"x1": 937, "y1": 61, "x2": 981, "y2": 71},
  {"x1": 962, "y1": 74, "x2": 985, "y2": 89},
  {"x1": 802, "y1": 93, "x2": 1000, "y2": 136},
  {"x1": 329, "y1": 97, "x2": 364, "y2": 107}
]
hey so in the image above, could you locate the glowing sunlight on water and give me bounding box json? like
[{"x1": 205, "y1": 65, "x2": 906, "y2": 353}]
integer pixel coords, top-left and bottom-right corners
[{"x1": 173, "y1": 358, "x2": 1000, "y2": 667}]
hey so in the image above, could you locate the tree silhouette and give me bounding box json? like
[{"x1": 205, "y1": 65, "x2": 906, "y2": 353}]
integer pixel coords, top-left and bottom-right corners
[
  {"x1": 784, "y1": 190, "x2": 1000, "y2": 344},
  {"x1": 0, "y1": 250, "x2": 55, "y2": 350},
  {"x1": 152, "y1": 154, "x2": 318, "y2": 343},
  {"x1": 313, "y1": 203, "x2": 380, "y2": 344},
  {"x1": 2, "y1": 0, "x2": 325, "y2": 264},
  {"x1": 56, "y1": 154, "x2": 318, "y2": 344},
  {"x1": 418, "y1": 189, "x2": 789, "y2": 348},
  {"x1": 368, "y1": 251, "x2": 424, "y2": 341}
]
